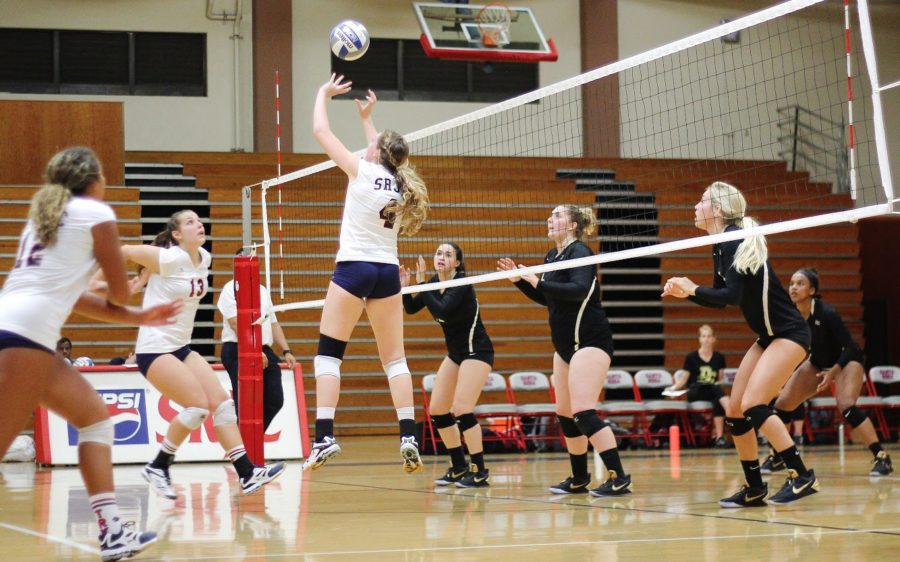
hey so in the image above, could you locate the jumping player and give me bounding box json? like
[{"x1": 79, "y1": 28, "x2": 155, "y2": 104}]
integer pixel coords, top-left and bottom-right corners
[
  {"x1": 498, "y1": 205, "x2": 631, "y2": 498},
  {"x1": 663, "y1": 181, "x2": 818, "y2": 506},
  {"x1": 303, "y1": 75, "x2": 430, "y2": 473},
  {"x1": 401, "y1": 243, "x2": 494, "y2": 488}
]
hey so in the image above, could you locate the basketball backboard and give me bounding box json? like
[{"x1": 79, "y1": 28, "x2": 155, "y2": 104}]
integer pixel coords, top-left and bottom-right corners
[{"x1": 413, "y1": 2, "x2": 558, "y2": 63}]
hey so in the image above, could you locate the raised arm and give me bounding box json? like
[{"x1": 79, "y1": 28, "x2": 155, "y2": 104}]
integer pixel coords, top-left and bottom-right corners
[
  {"x1": 313, "y1": 74, "x2": 359, "y2": 178},
  {"x1": 121, "y1": 244, "x2": 163, "y2": 274},
  {"x1": 91, "y1": 222, "x2": 130, "y2": 306},
  {"x1": 355, "y1": 89, "x2": 378, "y2": 144}
]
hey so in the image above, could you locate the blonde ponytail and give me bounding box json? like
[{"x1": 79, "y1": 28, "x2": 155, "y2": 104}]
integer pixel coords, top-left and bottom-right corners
[
  {"x1": 562, "y1": 204, "x2": 597, "y2": 241},
  {"x1": 706, "y1": 181, "x2": 767, "y2": 274},
  {"x1": 378, "y1": 130, "x2": 429, "y2": 236},
  {"x1": 30, "y1": 147, "x2": 101, "y2": 246}
]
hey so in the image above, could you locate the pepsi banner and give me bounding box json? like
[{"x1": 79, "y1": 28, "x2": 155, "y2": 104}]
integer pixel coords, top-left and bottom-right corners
[{"x1": 36, "y1": 366, "x2": 308, "y2": 465}]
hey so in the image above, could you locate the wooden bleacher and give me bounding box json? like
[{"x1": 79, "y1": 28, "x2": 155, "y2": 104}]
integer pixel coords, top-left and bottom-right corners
[{"x1": 113, "y1": 152, "x2": 862, "y2": 435}]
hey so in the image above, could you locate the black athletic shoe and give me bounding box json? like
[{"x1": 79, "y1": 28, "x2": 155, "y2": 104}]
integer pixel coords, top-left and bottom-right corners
[
  {"x1": 456, "y1": 465, "x2": 490, "y2": 488},
  {"x1": 718, "y1": 483, "x2": 768, "y2": 508},
  {"x1": 589, "y1": 470, "x2": 632, "y2": 497},
  {"x1": 760, "y1": 453, "x2": 785, "y2": 474},
  {"x1": 870, "y1": 452, "x2": 894, "y2": 476},
  {"x1": 434, "y1": 465, "x2": 470, "y2": 486},
  {"x1": 768, "y1": 469, "x2": 819, "y2": 504},
  {"x1": 549, "y1": 475, "x2": 591, "y2": 494}
]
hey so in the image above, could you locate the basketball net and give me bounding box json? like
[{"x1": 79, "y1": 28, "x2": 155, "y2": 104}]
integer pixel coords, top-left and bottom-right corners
[{"x1": 477, "y1": 2, "x2": 512, "y2": 48}]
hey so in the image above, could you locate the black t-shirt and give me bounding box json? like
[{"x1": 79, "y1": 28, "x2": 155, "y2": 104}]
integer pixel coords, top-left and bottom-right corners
[
  {"x1": 807, "y1": 298, "x2": 863, "y2": 369},
  {"x1": 682, "y1": 350, "x2": 726, "y2": 387},
  {"x1": 402, "y1": 271, "x2": 493, "y2": 355},
  {"x1": 688, "y1": 224, "x2": 807, "y2": 339},
  {"x1": 512, "y1": 240, "x2": 611, "y2": 353}
]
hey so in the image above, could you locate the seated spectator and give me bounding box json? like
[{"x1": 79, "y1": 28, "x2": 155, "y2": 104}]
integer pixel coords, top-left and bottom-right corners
[{"x1": 669, "y1": 324, "x2": 730, "y2": 448}]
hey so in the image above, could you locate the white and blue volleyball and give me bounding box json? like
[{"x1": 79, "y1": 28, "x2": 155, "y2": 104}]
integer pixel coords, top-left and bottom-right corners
[{"x1": 330, "y1": 20, "x2": 370, "y2": 61}]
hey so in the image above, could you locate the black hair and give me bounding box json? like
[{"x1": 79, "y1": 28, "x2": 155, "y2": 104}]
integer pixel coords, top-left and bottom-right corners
[
  {"x1": 797, "y1": 267, "x2": 822, "y2": 299},
  {"x1": 441, "y1": 241, "x2": 465, "y2": 274}
]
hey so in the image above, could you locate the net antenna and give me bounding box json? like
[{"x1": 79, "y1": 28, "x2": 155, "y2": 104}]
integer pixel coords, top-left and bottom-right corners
[{"x1": 477, "y1": 2, "x2": 512, "y2": 48}]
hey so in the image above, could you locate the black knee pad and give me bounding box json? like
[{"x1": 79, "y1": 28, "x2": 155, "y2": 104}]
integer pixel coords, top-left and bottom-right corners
[
  {"x1": 557, "y1": 415, "x2": 583, "y2": 438},
  {"x1": 792, "y1": 403, "x2": 806, "y2": 421},
  {"x1": 842, "y1": 406, "x2": 868, "y2": 428},
  {"x1": 744, "y1": 405, "x2": 777, "y2": 431},
  {"x1": 775, "y1": 408, "x2": 794, "y2": 425},
  {"x1": 725, "y1": 416, "x2": 753, "y2": 436},
  {"x1": 317, "y1": 334, "x2": 347, "y2": 359},
  {"x1": 456, "y1": 412, "x2": 478, "y2": 432},
  {"x1": 431, "y1": 412, "x2": 456, "y2": 430},
  {"x1": 573, "y1": 409, "x2": 608, "y2": 439}
]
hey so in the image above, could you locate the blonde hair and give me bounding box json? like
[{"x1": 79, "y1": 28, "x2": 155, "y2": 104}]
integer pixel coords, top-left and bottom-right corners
[
  {"x1": 698, "y1": 324, "x2": 715, "y2": 337},
  {"x1": 378, "y1": 130, "x2": 429, "y2": 236},
  {"x1": 29, "y1": 147, "x2": 101, "y2": 246},
  {"x1": 562, "y1": 205, "x2": 597, "y2": 241},
  {"x1": 707, "y1": 181, "x2": 767, "y2": 274}
]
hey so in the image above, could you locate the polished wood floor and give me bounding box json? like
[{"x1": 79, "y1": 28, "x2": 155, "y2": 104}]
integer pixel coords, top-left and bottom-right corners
[{"x1": 0, "y1": 438, "x2": 898, "y2": 561}]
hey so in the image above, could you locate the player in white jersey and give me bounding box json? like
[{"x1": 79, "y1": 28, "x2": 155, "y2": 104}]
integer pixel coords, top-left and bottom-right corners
[
  {"x1": 121, "y1": 210, "x2": 284, "y2": 500},
  {"x1": 303, "y1": 75, "x2": 429, "y2": 473},
  {"x1": 0, "y1": 147, "x2": 179, "y2": 561},
  {"x1": 217, "y1": 254, "x2": 296, "y2": 431}
]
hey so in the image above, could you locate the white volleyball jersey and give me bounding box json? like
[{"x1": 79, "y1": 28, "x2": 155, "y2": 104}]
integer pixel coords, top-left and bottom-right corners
[
  {"x1": 335, "y1": 159, "x2": 401, "y2": 265},
  {"x1": 0, "y1": 197, "x2": 116, "y2": 349},
  {"x1": 135, "y1": 245, "x2": 211, "y2": 353},
  {"x1": 216, "y1": 280, "x2": 276, "y2": 345}
]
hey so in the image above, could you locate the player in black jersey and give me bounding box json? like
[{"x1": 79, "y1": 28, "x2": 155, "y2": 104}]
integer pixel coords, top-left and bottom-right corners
[
  {"x1": 401, "y1": 242, "x2": 494, "y2": 488},
  {"x1": 762, "y1": 268, "x2": 892, "y2": 476},
  {"x1": 669, "y1": 324, "x2": 730, "y2": 447},
  {"x1": 664, "y1": 181, "x2": 818, "y2": 506},
  {"x1": 498, "y1": 205, "x2": 630, "y2": 498}
]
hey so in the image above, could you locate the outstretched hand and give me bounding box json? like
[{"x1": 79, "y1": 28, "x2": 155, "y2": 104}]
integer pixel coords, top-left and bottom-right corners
[
  {"x1": 497, "y1": 257, "x2": 523, "y2": 283},
  {"x1": 320, "y1": 73, "x2": 352, "y2": 98},
  {"x1": 399, "y1": 265, "x2": 411, "y2": 288},
  {"x1": 416, "y1": 255, "x2": 427, "y2": 284},
  {"x1": 355, "y1": 89, "x2": 377, "y2": 119},
  {"x1": 662, "y1": 276, "x2": 697, "y2": 299},
  {"x1": 138, "y1": 299, "x2": 184, "y2": 326}
]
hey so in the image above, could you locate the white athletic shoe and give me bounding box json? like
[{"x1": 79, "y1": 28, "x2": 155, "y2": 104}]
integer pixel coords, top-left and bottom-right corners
[
  {"x1": 400, "y1": 436, "x2": 423, "y2": 474},
  {"x1": 99, "y1": 521, "x2": 157, "y2": 562},
  {"x1": 241, "y1": 463, "x2": 285, "y2": 495},
  {"x1": 302, "y1": 436, "x2": 342, "y2": 471},
  {"x1": 141, "y1": 463, "x2": 177, "y2": 500}
]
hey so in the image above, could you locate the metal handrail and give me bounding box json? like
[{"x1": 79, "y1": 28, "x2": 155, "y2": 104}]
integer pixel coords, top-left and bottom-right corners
[{"x1": 776, "y1": 105, "x2": 849, "y2": 193}]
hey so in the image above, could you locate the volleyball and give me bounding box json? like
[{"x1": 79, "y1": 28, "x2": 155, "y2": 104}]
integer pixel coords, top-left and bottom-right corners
[
  {"x1": 330, "y1": 20, "x2": 370, "y2": 61},
  {"x1": 73, "y1": 356, "x2": 95, "y2": 367}
]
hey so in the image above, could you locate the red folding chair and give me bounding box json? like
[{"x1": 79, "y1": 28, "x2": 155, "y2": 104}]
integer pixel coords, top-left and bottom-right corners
[
  {"x1": 473, "y1": 372, "x2": 526, "y2": 451},
  {"x1": 508, "y1": 371, "x2": 562, "y2": 446},
  {"x1": 634, "y1": 369, "x2": 695, "y2": 446},
  {"x1": 598, "y1": 370, "x2": 648, "y2": 445}
]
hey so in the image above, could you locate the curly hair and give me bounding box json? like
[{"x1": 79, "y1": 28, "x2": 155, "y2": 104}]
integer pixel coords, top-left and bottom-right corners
[{"x1": 377, "y1": 130, "x2": 429, "y2": 236}]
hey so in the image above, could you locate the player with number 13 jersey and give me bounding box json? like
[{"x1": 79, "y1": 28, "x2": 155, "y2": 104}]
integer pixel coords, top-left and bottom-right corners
[{"x1": 134, "y1": 240, "x2": 209, "y2": 354}]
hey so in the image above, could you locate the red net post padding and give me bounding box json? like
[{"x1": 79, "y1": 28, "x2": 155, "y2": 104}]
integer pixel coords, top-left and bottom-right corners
[{"x1": 235, "y1": 255, "x2": 264, "y2": 464}]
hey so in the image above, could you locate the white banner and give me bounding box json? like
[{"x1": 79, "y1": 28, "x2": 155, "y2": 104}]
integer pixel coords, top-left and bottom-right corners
[{"x1": 36, "y1": 367, "x2": 307, "y2": 465}]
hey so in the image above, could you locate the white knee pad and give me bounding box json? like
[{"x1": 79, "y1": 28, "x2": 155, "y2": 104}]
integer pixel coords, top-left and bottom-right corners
[
  {"x1": 78, "y1": 418, "x2": 114, "y2": 446},
  {"x1": 213, "y1": 399, "x2": 237, "y2": 427},
  {"x1": 176, "y1": 406, "x2": 209, "y2": 430},
  {"x1": 314, "y1": 355, "x2": 342, "y2": 379},
  {"x1": 383, "y1": 358, "x2": 410, "y2": 380}
]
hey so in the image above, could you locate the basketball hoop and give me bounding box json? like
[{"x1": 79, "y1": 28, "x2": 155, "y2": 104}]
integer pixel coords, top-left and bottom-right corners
[{"x1": 477, "y1": 2, "x2": 512, "y2": 48}]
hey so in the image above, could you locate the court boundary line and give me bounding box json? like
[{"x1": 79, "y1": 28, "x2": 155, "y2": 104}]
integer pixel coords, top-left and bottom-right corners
[{"x1": 0, "y1": 521, "x2": 97, "y2": 555}]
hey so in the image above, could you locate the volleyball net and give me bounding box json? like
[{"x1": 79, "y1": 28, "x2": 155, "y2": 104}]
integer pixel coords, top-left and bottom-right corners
[{"x1": 249, "y1": 0, "x2": 895, "y2": 313}]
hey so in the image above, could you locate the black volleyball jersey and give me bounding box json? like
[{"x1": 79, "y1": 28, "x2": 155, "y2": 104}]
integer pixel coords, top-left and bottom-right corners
[
  {"x1": 807, "y1": 298, "x2": 863, "y2": 369},
  {"x1": 688, "y1": 225, "x2": 807, "y2": 340},
  {"x1": 682, "y1": 350, "x2": 726, "y2": 387},
  {"x1": 513, "y1": 240, "x2": 612, "y2": 353},
  {"x1": 402, "y1": 272, "x2": 493, "y2": 356}
]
